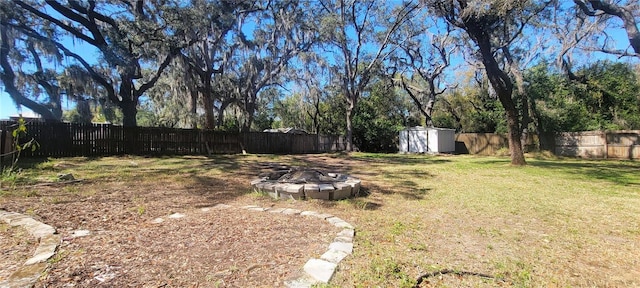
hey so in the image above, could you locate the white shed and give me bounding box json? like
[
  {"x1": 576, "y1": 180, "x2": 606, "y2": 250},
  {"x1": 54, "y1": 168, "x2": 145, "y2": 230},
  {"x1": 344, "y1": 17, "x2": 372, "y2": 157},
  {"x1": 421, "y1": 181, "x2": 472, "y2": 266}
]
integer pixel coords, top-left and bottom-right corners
[{"x1": 399, "y1": 127, "x2": 456, "y2": 153}]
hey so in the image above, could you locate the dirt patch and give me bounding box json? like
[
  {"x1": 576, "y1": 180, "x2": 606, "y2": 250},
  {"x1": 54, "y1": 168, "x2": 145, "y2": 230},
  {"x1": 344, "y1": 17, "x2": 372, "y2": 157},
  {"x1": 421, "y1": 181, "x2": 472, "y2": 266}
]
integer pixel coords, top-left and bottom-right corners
[
  {"x1": 0, "y1": 223, "x2": 38, "y2": 282},
  {"x1": 43, "y1": 208, "x2": 335, "y2": 287},
  {"x1": 0, "y1": 155, "x2": 345, "y2": 287}
]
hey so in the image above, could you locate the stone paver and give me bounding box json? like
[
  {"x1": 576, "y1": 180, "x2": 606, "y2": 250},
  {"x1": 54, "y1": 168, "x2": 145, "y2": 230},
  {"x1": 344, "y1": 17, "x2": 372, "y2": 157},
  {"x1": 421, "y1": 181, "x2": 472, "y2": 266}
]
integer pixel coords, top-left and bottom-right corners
[
  {"x1": 337, "y1": 229, "x2": 355, "y2": 238},
  {"x1": 211, "y1": 204, "x2": 233, "y2": 210},
  {"x1": 252, "y1": 170, "x2": 360, "y2": 201},
  {"x1": 247, "y1": 207, "x2": 269, "y2": 212},
  {"x1": 320, "y1": 249, "x2": 350, "y2": 263},
  {"x1": 281, "y1": 208, "x2": 302, "y2": 215},
  {"x1": 71, "y1": 230, "x2": 91, "y2": 238},
  {"x1": 328, "y1": 242, "x2": 353, "y2": 254},
  {"x1": 299, "y1": 211, "x2": 319, "y2": 217},
  {"x1": 303, "y1": 258, "x2": 338, "y2": 283},
  {"x1": 284, "y1": 274, "x2": 318, "y2": 288},
  {"x1": 268, "y1": 207, "x2": 287, "y2": 213},
  {"x1": 0, "y1": 210, "x2": 59, "y2": 288},
  {"x1": 333, "y1": 235, "x2": 353, "y2": 243},
  {"x1": 168, "y1": 213, "x2": 186, "y2": 219},
  {"x1": 24, "y1": 234, "x2": 60, "y2": 265},
  {"x1": 313, "y1": 213, "x2": 335, "y2": 220}
]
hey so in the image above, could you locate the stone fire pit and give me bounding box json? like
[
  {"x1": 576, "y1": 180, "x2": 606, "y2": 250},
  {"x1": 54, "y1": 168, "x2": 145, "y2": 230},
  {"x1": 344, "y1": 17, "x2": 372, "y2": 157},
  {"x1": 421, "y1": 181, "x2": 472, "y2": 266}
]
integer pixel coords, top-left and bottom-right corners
[{"x1": 251, "y1": 165, "x2": 361, "y2": 201}]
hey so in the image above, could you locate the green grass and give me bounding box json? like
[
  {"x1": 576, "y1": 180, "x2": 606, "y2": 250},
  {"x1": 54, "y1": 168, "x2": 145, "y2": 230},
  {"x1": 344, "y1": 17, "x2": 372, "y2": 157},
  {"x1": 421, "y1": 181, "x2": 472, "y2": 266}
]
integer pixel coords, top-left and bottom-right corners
[
  {"x1": 2, "y1": 153, "x2": 639, "y2": 287},
  {"x1": 328, "y1": 153, "x2": 640, "y2": 287}
]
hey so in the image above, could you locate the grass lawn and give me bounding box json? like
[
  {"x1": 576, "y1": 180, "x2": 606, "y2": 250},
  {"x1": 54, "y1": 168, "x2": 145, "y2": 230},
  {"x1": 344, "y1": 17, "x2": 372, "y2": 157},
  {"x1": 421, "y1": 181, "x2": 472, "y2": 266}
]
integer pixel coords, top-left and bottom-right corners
[{"x1": 1, "y1": 153, "x2": 639, "y2": 287}]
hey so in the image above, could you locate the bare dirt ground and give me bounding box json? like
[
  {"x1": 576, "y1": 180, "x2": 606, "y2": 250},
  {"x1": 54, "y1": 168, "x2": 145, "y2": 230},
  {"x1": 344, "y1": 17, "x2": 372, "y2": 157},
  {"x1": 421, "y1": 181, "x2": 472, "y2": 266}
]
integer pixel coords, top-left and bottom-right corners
[{"x1": 0, "y1": 155, "x2": 347, "y2": 287}]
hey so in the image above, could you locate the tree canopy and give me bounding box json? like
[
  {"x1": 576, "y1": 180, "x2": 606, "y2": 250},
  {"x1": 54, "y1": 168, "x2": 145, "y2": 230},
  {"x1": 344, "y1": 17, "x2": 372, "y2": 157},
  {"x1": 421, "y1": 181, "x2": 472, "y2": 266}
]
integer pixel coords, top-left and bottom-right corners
[{"x1": 1, "y1": 0, "x2": 638, "y2": 159}]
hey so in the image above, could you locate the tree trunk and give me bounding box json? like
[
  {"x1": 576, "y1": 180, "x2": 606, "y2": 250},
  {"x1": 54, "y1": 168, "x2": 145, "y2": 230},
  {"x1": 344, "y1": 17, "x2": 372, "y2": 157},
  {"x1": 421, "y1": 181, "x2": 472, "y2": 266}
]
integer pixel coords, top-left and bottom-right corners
[
  {"x1": 200, "y1": 71, "x2": 216, "y2": 129},
  {"x1": 505, "y1": 107, "x2": 527, "y2": 164},
  {"x1": 203, "y1": 99, "x2": 215, "y2": 129},
  {"x1": 425, "y1": 97, "x2": 435, "y2": 127},
  {"x1": 189, "y1": 88, "x2": 198, "y2": 129},
  {"x1": 345, "y1": 99, "x2": 355, "y2": 151},
  {"x1": 504, "y1": 47, "x2": 531, "y2": 152},
  {"x1": 512, "y1": 66, "x2": 530, "y2": 152},
  {"x1": 520, "y1": 93, "x2": 531, "y2": 151},
  {"x1": 119, "y1": 100, "x2": 137, "y2": 128},
  {"x1": 492, "y1": 83, "x2": 526, "y2": 165},
  {"x1": 241, "y1": 110, "x2": 253, "y2": 132},
  {"x1": 202, "y1": 91, "x2": 215, "y2": 130},
  {"x1": 118, "y1": 77, "x2": 138, "y2": 127},
  {"x1": 76, "y1": 99, "x2": 92, "y2": 123},
  {"x1": 216, "y1": 100, "x2": 231, "y2": 129},
  {"x1": 241, "y1": 99, "x2": 254, "y2": 133},
  {"x1": 119, "y1": 100, "x2": 138, "y2": 154},
  {"x1": 468, "y1": 24, "x2": 526, "y2": 165}
]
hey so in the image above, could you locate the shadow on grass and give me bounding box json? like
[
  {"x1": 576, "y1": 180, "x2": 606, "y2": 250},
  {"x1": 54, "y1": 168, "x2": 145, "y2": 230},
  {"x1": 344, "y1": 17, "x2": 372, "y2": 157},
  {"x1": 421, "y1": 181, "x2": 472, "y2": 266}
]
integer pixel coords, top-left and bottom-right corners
[
  {"x1": 365, "y1": 182, "x2": 432, "y2": 201},
  {"x1": 528, "y1": 159, "x2": 640, "y2": 186},
  {"x1": 199, "y1": 155, "x2": 242, "y2": 171},
  {"x1": 186, "y1": 174, "x2": 250, "y2": 203},
  {"x1": 345, "y1": 153, "x2": 452, "y2": 166},
  {"x1": 311, "y1": 186, "x2": 385, "y2": 211},
  {"x1": 7, "y1": 157, "x2": 55, "y2": 170},
  {"x1": 2, "y1": 155, "x2": 254, "y2": 209}
]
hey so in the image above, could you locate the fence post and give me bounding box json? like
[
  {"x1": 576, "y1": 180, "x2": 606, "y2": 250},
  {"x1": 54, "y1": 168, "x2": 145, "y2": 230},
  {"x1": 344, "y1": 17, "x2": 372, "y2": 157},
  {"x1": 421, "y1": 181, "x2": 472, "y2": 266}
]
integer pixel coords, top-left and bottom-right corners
[
  {"x1": 0, "y1": 130, "x2": 6, "y2": 170},
  {"x1": 603, "y1": 131, "x2": 608, "y2": 159},
  {"x1": 0, "y1": 128, "x2": 16, "y2": 170}
]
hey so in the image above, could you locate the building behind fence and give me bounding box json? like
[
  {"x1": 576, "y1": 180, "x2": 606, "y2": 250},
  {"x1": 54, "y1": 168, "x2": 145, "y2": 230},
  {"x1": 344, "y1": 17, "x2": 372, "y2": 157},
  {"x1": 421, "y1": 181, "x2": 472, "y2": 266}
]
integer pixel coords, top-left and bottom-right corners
[{"x1": 0, "y1": 121, "x2": 346, "y2": 158}]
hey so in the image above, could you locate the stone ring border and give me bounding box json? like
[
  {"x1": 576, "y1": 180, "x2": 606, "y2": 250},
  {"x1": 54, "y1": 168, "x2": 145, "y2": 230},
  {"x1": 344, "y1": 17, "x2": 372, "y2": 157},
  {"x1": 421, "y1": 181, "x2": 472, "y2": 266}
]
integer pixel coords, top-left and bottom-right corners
[
  {"x1": 251, "y1": 176, "x2": 362, "y2": 201},
  {"x1": 200, "y1": 204, "x2": 355, "y2": 288},
  {"x1": 160, "y1": 204, "x2": 355, "y2": 287},
  {"x1": 0, "y1": 209, "x2": 60, "y2": 288},
  {"x1": 0, "y1": 204, "x2": 354, "y2": 288}
]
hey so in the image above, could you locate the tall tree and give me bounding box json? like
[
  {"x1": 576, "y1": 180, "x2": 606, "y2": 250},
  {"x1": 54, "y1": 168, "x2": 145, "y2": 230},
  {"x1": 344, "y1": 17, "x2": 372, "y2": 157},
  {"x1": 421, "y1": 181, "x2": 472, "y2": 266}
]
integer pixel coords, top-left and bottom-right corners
[
  {"x1": 0, "y1": 3, "x2": 66, "y2": 120},
  {"x1": 353, "y1": 77, "x2": 407, "y2": 152},
  {"x1": 229, "y1": 0, "x2": 316, "y2": 132},
  {"x1": 292, "y1": 52, "x2": 332, "y2": 134},
  {"x1": 427, "y1": 0, "x2": 550, "y2": 165},
  {"x1": 574, "y1": 0, "x2": 640, "y2": 57},
  {"x1": 11, "y1": 1, "x2": 195, "y2": 126},
  {"x1": 391, "y1": 15, "x2": 456, "y2": 127},
  {"x1": 317, "y1": 0, "x2": 420, "y2": 151},
  {"x1": 178, "y1": 1, "x2": 258, "y2": 129}
]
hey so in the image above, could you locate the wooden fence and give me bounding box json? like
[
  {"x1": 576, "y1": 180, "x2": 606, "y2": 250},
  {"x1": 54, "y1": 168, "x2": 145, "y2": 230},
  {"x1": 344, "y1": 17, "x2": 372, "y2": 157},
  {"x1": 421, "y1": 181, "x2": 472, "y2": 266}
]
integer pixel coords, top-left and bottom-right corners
[
  {"x1": 455, "y1": 133, "x2": 509, "y2": 155},
  {"x1": 0, "y1": 129, "x2": 12, "y2": 170},
  {"x1": 455, "y1": 131, "x2": 640, "y2": 160},
  {"x1": 555, "y1": 130, "x2": 640, "y2": 159},
  {"x1": 4, "y1": 120, "x2": 636, "y2": 160},
  {"x1": 0, "y1": 121, "x2": 346, "y2": 158}
]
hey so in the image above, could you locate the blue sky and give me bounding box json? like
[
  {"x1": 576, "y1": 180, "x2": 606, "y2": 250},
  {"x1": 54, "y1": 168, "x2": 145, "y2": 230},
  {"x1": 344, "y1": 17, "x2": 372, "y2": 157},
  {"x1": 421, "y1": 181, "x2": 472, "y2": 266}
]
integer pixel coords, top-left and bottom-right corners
[
  {"x1": 0, "y1": 92, "x2": 17, "y2": 120},
  {"x1": 1, "y1": 36, "x2": 97, "y2": 120},
  {"x1": 1, "y1": 6, "x2": 638, "y2": 120}
]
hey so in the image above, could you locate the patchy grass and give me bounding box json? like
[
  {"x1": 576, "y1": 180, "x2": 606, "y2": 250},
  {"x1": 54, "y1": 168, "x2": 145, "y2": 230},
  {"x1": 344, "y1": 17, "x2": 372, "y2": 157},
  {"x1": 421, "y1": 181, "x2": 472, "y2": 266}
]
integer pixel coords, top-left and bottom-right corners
[
  {"x1": 328, "y1": 154, "x2": 640, "y2": 287},
  {"x1": 1, "y1": 153, "x2": 639, "y2": 287}
]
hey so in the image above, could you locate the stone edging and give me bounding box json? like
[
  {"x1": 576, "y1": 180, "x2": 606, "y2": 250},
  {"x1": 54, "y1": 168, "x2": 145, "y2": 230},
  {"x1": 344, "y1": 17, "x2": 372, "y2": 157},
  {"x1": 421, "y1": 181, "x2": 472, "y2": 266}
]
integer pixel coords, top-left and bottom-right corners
[
  {"x1": 0, "y1": 210, "x2": 60, "y2": 288},
  {"x1": 153, "y1": 204, "x2": 355, "y2": 288},
  {"x1": 0, "y1": 204, "x2": 354, "y2": 288}
]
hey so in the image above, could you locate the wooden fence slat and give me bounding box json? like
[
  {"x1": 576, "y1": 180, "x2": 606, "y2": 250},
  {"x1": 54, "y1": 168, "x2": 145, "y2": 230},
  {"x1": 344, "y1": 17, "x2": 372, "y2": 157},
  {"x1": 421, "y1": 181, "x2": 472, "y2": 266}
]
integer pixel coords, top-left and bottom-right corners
[{"x1": 0, "y1": 121, "x2": 344, "y2": 157}]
